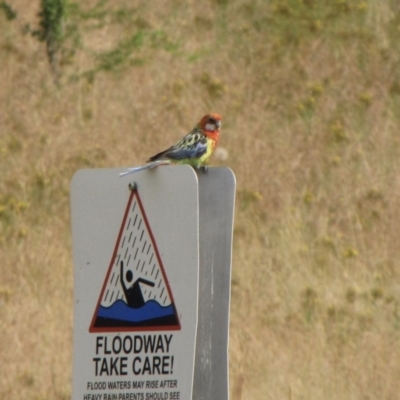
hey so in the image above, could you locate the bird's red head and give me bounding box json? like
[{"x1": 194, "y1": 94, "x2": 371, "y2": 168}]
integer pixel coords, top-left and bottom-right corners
[{"x1": 199, "y1": 113, "x2": 222, "y2": 141}]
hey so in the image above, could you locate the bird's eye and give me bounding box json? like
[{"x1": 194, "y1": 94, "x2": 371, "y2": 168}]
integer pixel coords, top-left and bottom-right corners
[{"x1": 208, "y1": 118, "x2": 215, "y2": 123}]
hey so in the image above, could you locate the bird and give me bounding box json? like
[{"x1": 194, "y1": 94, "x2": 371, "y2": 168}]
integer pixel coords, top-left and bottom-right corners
[{"x1": 120, "y1": 113, "x2": 222, "y2": 177}]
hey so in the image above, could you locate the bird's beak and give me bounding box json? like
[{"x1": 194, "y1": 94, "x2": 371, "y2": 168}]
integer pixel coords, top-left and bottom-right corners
[{"x1": 216, "y1": 120, "x2": 221, "y2": 129}]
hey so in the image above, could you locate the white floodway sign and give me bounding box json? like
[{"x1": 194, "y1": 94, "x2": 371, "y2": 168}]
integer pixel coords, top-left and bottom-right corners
[{"x1": 71, "y1": 166, "x2": 199, "y2": 400}]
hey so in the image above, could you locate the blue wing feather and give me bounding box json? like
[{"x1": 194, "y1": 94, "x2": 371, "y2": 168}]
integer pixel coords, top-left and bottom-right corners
[
  {"x1": 148, "y1": 130, "x2": 208, "y2": 161},
  {"x1": 164, "y1": 140, "x2": 207, "y2": 160}
]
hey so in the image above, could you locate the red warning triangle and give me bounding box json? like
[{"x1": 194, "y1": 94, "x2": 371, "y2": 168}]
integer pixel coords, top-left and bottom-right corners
[{"x1": 89, "y1": 188, "x2": 181, "y2": 332}]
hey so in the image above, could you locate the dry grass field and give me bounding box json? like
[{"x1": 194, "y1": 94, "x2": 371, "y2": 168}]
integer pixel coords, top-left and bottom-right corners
[{"x1": 1, "y1": 0, "x2": 400, "y2": 399}]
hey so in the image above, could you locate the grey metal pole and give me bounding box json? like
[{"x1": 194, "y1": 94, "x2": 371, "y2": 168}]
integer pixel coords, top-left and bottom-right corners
[{"x1": 193, "y1": 167, "x2": 236, "y2": 400}]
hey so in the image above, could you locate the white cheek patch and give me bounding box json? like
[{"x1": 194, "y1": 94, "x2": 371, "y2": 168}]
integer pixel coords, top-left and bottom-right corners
[{"x1": 205, "y1": 123, "x2": 216, "y2": 131}]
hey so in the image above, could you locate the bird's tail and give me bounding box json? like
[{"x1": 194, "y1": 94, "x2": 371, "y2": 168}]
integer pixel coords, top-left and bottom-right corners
[{"x1": 119, "y1": 160, "x2": 171, "y2": 177}]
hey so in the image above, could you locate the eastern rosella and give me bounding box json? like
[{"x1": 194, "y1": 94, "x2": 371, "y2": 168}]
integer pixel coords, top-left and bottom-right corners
[{"x1": 120, "y1": 113, "x2": 222, "y2": 176}]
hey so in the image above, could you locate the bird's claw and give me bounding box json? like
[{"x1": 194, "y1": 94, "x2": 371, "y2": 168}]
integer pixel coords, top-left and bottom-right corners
[{"x1": 195, "y1": 165, "x2": 208, "y2": 174}]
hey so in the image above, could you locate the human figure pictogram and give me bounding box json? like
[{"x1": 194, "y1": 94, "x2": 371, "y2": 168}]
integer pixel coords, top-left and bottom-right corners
[{"x1": 120, "y1": 261, "x2": 155, "y2": 308}]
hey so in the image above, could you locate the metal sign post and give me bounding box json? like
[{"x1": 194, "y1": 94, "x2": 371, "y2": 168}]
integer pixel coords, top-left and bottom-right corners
[
  {"x1": 193, "y1": 168, "x2": 236, "y2": 400},
  {"x1": 71, "y1": 166, "x2": 236, "y2": 400}
]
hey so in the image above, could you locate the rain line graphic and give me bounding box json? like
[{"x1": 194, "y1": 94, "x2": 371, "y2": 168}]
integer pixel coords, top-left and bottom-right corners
[{"x1": 90, "y1": 188, "x2": 181, "y2": 332}]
